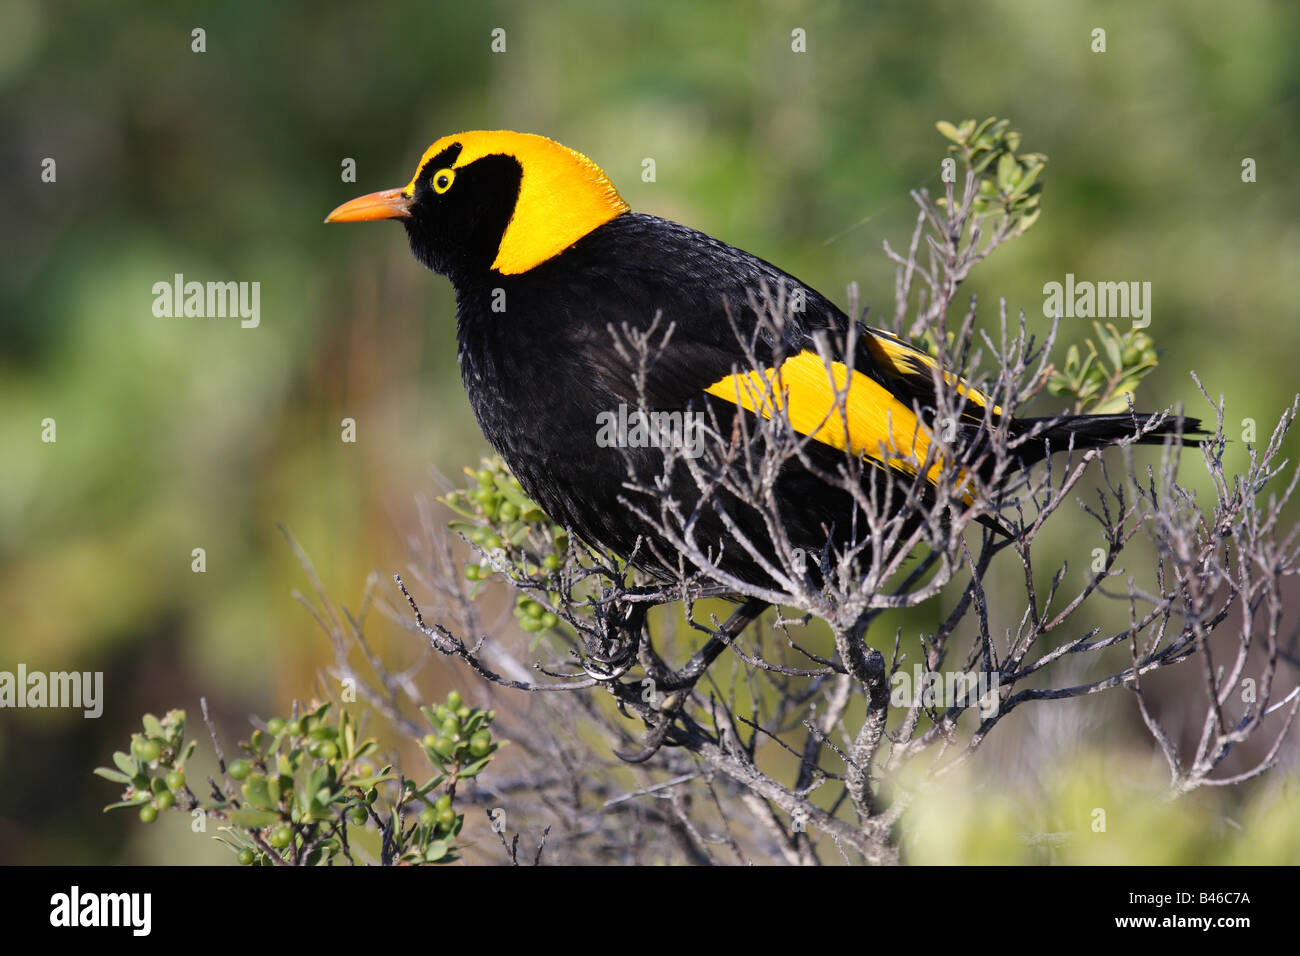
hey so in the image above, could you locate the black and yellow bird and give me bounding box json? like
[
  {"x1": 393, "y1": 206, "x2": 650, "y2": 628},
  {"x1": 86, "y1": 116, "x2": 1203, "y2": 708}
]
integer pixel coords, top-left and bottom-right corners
[{"x1": 326, "y1": 130, "x2": 1194, "y2": 597}]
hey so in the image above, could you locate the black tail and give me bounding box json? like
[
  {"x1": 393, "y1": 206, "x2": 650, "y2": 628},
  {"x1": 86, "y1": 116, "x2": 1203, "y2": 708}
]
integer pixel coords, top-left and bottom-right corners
[{"x1": 1012, "y1": 412, "x2": 1204, "y2": 467}]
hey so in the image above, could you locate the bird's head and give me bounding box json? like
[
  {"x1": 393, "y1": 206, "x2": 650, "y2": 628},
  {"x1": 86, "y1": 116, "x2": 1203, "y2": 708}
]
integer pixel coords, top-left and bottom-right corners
[{"x1": 325, "y1": 130, "x2": 629, "y2": 279}]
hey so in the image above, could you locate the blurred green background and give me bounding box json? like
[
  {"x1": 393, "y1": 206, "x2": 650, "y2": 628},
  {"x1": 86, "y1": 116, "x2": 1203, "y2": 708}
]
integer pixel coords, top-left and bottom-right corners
[{"x1": 2, "y1": 0, "x2": 1298, "y2": 864}]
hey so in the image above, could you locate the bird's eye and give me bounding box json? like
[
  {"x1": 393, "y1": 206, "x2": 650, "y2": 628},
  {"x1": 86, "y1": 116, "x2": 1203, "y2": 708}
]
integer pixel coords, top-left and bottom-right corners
[{"x1": 431, "y1": 168, "x2": 455, "y2": 194}]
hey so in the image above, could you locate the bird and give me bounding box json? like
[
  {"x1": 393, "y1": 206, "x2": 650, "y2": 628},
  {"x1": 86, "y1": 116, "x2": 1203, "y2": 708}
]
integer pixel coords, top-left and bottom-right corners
[{"x1": 326, "y1": 130, "x2": 1197, "y2": 601}]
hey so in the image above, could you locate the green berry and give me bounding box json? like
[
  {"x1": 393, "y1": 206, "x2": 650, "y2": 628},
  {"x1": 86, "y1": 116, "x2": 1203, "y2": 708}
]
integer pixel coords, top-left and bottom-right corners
[
  {"x1": 498, "y1": 502, "x2": 520, "y2": 521},
  {"x1": 155, "y1": 791, "x2": 175, "y2": 811},
  {"x1": 542, "y1": 554, "x2": 562, "y2": 572},
  {"x1": 165, "y1": 770, "x2": 186, "y2": 792},
  {"x1": 455, "y1": 706, "x2": 470, "y2": 719},
  {"x1": 476, "y1": 468, "x2": 495, "y2": 486},
  {"x1": 436, "y1": 808, "x2": 456, "y2": 830},
  {"x1": 137, "y1": 739, "x2": 163, "y2": 763},
  {"x1": 540, "y1": 612, "x2": 559, "y2": 629},
  {"x1": 434, "y1": 737, "x2": 457, "y2": 758},
  {"x1": 422, "y1": 733, "x2": 439, "y2": 750},
  {"x1": 236, "y1": 848, "x2": 255, "y2": 866},
  {"x1": 311, "y1": 741, "x2": 338, "y2": 761},
  {"x1": 469, "y1": 731, "x2": 491, "y2": 757},
  {"x1": 464, "y1": 564, "x2": 482, "y2": 581},
  {"x1": 348, "y1": 806, "x2": 369, "y2": 826},
  {"x1": 139, "y1": 804, "x2": 158, "y2": 823},
  {"x1": 285, "y1": 720, "x2": 303, "y2": 737},
  {"x1": 440, "y1": 717, "x2": 459, "y2": 737},
  {"x1": 267, "y1": 717, "x2": 286, "y2": 735},
  {"x1": 434, "y1": 794, "x2": 453, "y2": 812},
  {"x1": 419, "y1": 807, "x2": 439, "y2": 828},
  {"x1": 227, "y1": 759, "x2": 252, "y2": 780},
  {"x1": 446, "y1": 691, "x2": 462, "y2": 710},
  {"x1": 269, "y1": 826, "x2": 293, "y2": 849}
]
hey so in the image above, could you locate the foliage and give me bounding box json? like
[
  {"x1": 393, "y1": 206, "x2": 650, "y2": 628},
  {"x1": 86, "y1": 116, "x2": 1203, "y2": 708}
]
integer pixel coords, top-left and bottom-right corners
[
  {"x1": 935, "y1": 116, "x2": 1046, "y2": 226},
  {"x1": 95, "y1": 695, "x2": 504, "y2": 865},
  {"x1": 1047, "y1": 321, "x2": 1161, "y2": 414}
]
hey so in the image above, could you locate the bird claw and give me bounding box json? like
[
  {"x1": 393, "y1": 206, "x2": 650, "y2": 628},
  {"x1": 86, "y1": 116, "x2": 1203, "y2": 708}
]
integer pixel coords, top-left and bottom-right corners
[
  {"x1": 580, "y1": 598, "x2": 648, "y2": 680},
  {"x1": 613, "y1": 712, "x2": 677, "y2": 763}
]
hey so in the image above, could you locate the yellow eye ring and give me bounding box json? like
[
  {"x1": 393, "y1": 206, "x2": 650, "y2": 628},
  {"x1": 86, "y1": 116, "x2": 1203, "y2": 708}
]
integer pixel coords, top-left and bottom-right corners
[{"x1": 431, "y1": 168, "x2": 455, "y2": 194}]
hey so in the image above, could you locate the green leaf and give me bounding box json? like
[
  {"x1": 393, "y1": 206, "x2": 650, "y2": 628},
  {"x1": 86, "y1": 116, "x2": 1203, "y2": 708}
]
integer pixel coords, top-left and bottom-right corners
[
  {"x1": 227, "y1": 808, "x2": 280, "y2": 829},
  {"x1": 1063, "y1": 344, "x2": 1080, "y2": 375},
  {"x1": 1098, "y1": 324, "x2": 1124, "y2": 371},
  {"x1": 996, "y1": 153, "x2": 1018, "y2": 190},
  {"x1": 94, "y1": 767, "x2": 134, "y2": 784},
  {"x1": 971, "y1": 117, "x2": 997, "y2": 142},
  {"x1": 142, "y1": 713, "x2": 166, "y2": 739},
  {"x1": 1093, "y1": 393, "x2": 1136, "y2": 415},
  {"x1": 971, "y1": 150, "x2": 1000, "y2": 175},
  {"x1": 425, "y1": 840, "x2": 449, "y2": 862},
  {"x1": 494, "y1": 481, "x2": 540, "y2": 512},
  {"x1": 936, "y1": 120, "x2": 964, "y2": 143},
  {"x1": 350, "y1": 773, "x2": 395, "y2": 790},
  {"x1": 458, "y1": 755, "x2": 493, "y2": 778},
  {"x1": 1008, "y1": 162, "x2": 1043, "y2": 200},
  {"x1": 412, "y1": 775, "x2": 445, "y2": 797},
  {"x1": 241, "y1": 777, "x2": 274, "y2": 809},
  {"x1": 112, "y1": 751, "x2": 138, "y2": 776}
]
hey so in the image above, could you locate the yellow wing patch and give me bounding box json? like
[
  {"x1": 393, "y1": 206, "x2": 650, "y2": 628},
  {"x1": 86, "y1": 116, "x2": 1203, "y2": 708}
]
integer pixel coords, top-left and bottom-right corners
[
  {"x1": 704, "y1": 352, "x2": 973, "y2": 503},
  {"x1": 404, "y1": 130, "x2": 630, "y2": 275},
  {"x1": 865, "y1": 330, "x2": 1003, "y2": 417}
]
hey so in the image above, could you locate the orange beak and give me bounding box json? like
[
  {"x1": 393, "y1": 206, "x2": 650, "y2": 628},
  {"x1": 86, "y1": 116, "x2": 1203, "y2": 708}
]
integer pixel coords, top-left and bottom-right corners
[{"x1": 324, "y1": 187, "x2": 412, "y2": 223}]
